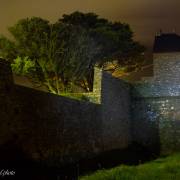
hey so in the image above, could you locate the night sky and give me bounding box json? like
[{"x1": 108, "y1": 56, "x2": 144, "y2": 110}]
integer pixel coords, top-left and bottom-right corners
[{"x1": 1, "y1": 0, "x2": 180, "y2": 48}]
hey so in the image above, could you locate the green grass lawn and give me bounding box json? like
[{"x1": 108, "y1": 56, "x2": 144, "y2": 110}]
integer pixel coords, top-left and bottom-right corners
[{"x1": 80, "y1": 153, "x2": 180, "y2": 180}]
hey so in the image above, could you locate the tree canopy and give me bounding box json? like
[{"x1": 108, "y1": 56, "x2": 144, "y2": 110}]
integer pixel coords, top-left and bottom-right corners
[{"x1": 0, "y1": 12, "x2": 145, "y2": 94}]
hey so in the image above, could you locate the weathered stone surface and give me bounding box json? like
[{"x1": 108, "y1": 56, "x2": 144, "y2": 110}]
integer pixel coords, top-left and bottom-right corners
[
  {"x1": 0, "y1": 61, "x2": 132, "y2": 167},
  {"x1": 132, "y1": 97, "x2": 180, "y2": 155},
  {"x1": 2, "y1": 49, "x2": 180, "y2": 167},
  {"x1": 0, "y1": 59, "x2": 15, "y2": 146},
  {"x1": 10, "y1": 85, "x2": 103, "y2": 165},
  {"x1": 131, "y1": 52, "x2": 180, "y2": 155},
  {"x1": 154, "y1": 52, "x2": 180, "y2": 84},
  {"x1": 101, "y1": 72, "x2": 131, "y2": 151}
]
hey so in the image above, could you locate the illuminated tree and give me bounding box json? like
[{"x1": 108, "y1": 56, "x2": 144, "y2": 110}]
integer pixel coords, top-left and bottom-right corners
[{"x1": 0, "y1": 12, "x2": 145, "y2": 94}]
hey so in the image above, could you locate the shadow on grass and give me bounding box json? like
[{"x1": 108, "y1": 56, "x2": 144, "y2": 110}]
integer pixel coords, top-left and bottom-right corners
[{"x1": 0, "y1": 142, "x2": 159, "y2": 180}]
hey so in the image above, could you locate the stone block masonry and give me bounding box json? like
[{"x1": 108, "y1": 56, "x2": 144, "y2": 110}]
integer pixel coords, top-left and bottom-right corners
[
  {"x1": 12, "y1": 85, "x2": 102, "y2": 165},
  {"x1": 1, "y1": 52, "x2": 180, "y2": 168},
  {"x1": 131, "y1": 52, "x2": 180, "y2": 154},
  {"x1": 0, "y1": 59, "x2": 132, "y2": 167},
  {"x1": 131, "y1": 96, "x2": 180, "y2": 155},
  {"x1": 0, "y1": 60, "x2": 16, "y2": 147},
  {"x1": 101, "y1": 72, "x2": 131, "y2": 151},
  {"x1": 153, "y1": 52, "x2": 180, "y2": 84}
]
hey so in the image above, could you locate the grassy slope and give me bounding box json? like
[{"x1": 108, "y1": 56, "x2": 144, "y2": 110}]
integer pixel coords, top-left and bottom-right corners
[{"x1": 80, "y1": 153, "x2": 180, "y2": 180}]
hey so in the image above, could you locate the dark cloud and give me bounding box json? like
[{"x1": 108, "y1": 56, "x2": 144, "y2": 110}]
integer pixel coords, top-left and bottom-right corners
[{"x1": 0, "y1": 0, "x2": 180, "y2": 47}]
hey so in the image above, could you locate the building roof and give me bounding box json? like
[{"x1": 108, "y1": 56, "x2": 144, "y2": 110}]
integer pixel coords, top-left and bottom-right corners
[{"x1": 153, "y1": 33, "x2": 180, "y2": 53}]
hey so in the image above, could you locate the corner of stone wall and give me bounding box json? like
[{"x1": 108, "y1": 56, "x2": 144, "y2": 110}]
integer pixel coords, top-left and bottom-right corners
[
  {"x1": 100, "y1": 71, "x2": 132, "y2": 151},
  {"x1": 86, "y1": 66, "x2": 102, "y2": 104},
  {"x1": 0, "y1": 58, "x2": 16, "y2": 146}
]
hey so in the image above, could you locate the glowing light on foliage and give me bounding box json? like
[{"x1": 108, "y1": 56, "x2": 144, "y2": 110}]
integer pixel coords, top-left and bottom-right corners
[{"x1": 11, "y1": 56, "x2": 36, "y2": 76}]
